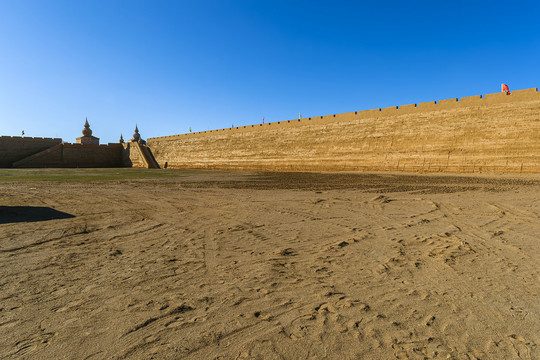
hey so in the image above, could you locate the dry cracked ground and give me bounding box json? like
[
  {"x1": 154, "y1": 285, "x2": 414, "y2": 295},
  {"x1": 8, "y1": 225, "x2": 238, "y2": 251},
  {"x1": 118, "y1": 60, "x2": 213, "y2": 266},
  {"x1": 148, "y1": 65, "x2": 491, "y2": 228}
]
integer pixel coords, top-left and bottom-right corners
[{"x1": 0, "y1": 170, "x2": 539, "y2": 359}]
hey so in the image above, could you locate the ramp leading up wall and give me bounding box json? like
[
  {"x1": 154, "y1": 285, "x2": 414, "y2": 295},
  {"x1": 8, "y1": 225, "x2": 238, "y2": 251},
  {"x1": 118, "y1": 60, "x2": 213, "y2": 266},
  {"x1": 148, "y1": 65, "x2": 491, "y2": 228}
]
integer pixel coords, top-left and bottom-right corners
[
  {"x1": 121, "y1": 142, "x2": 160, "y2": 168},
  {"x1": 13, "y1": 143, "x2": 123, "y2": 168},
  {"x1": 148, "y1": 88, "x2": 540, "y2": 174},
  {"x1": 0, "y1": 136, "x2": 62, "y2": 167}
]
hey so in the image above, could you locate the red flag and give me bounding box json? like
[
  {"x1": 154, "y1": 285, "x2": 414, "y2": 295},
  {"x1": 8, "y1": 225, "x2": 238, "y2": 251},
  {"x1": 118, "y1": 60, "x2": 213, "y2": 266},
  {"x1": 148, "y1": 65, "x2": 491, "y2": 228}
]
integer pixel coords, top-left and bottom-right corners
[{"x1": 263, "y1": 117, "x2": 265, "y2": 124}]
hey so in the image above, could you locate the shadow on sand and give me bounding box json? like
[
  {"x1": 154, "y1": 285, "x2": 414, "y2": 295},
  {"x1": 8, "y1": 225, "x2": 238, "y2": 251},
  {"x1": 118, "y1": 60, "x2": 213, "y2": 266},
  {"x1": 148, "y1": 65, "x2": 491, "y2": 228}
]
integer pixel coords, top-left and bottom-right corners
[{"x1": 0, "y1": 206, "x2": 75, "y2": 224}]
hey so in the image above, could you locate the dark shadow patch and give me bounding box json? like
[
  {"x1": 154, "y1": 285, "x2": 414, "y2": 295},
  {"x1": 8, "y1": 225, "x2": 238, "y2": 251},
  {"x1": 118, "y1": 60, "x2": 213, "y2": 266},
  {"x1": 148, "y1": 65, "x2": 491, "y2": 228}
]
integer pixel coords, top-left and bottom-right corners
[
  {"x1": 279, "y1": 248, "x2": 296, "y2": 256},
  {"x1": 0, "y1": 206, "x2": 75, "y2": 224},
  {"x1": 174, "y1": 172, "x2": 539, "y2": 193}
]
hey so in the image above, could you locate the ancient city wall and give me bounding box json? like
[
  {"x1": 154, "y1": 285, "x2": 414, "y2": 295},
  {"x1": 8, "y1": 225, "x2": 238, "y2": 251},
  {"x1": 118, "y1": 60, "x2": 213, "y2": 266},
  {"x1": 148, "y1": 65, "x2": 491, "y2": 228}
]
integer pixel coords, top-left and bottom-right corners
[
  {"x1": 14, "y1": 143, "x2": 123, "y2": 168},
  {"x1": 0, "y1": 136, "x2": 62, "y2": 167},
  {"x1": 148, "y1": 88, "x2": 540, "y2": 174}
]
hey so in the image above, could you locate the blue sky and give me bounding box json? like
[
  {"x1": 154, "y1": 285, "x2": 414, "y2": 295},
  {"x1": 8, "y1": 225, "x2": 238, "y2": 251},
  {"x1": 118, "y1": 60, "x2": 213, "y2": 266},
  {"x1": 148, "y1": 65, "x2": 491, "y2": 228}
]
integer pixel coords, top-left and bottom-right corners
[{"x1": 1, "y1": 0, "x2": 539, "y2": 143}]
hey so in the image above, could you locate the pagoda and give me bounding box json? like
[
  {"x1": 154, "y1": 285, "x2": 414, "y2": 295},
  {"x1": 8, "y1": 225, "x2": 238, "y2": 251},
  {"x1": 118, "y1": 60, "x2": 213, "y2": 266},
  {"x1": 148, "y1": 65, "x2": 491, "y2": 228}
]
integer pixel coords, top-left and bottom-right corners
[
  {"x1": 130, "y1": 125, "x2": 146, "y2": 145},
  {"x1": 76, "y1": 118, "x2": 100, "y2": 145}
]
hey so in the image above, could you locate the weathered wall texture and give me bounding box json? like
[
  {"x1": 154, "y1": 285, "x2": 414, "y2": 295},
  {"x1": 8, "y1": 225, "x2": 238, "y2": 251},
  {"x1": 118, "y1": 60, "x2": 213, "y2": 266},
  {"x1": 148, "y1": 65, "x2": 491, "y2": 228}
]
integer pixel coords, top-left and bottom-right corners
[
  {"x1": 14, "y1": 143, "x2": 123, "y2": 168},
  {"x1": 121, "y1": 143, "x2": 160, "y2": 169},
  {"x1": 122, "y1": 143, "x2": 146, "y2": 168},
  {"x1": 148, "y1": 88, "x2": 540, "y2": 174},
  {"x1": 0, "y1": 136, "x2": 62, "y2": 167},
  {"x1": 138, "y1": 144, "x2": 160, "y2": 169}
]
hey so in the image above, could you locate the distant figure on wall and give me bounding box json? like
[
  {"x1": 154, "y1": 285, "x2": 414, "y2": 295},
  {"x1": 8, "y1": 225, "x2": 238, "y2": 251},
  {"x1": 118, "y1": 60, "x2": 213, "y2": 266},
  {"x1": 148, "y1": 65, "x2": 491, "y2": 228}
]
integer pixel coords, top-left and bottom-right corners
[{"x1": 502, "y1": 83, "x2": 510, "y2": 95}]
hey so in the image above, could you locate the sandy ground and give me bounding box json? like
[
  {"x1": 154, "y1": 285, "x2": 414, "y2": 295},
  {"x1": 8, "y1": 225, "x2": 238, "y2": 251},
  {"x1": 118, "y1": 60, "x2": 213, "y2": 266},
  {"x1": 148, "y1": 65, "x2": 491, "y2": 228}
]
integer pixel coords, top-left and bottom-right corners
[{"x1": 0, "y1": 171, "x2": 539, "y2": 359}]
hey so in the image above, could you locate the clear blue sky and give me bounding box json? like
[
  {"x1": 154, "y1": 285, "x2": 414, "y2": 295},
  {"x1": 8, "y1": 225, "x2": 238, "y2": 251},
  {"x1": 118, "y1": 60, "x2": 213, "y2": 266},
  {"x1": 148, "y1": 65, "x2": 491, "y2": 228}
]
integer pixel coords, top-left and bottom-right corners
[{"x1": 1, "y1": 0, "x2": 539, "y2": 143}]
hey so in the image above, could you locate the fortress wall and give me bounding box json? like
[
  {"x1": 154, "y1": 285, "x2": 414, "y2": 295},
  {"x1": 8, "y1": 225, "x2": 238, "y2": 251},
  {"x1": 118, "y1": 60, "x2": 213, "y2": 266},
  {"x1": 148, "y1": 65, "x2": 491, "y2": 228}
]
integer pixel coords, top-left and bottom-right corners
[
  {"x1": 147, "y1": 88, "x2": 540, "y2": 174},
  {"x1": 0, "y1": 136, "x2": 62, "y2": 167},
  {"x1": 14, "y1": 143, "x2": 123, "y2": 168},
  {"x1": 61, "y1": 143, "x2": 123, "y2": 168}
]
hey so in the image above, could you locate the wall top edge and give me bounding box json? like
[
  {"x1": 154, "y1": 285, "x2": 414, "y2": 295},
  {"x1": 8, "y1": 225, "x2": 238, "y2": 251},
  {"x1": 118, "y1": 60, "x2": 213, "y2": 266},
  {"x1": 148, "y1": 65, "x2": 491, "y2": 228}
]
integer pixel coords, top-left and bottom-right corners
[
  {"x1": 147, "y1": 87, "x2": 539, "y2": 141},
  {"x1": 0, "y1": 136, "x2": 62, "y2": 140},
  {"x1": 62, "y1": 143, "x2": 121, "y2": 148}
]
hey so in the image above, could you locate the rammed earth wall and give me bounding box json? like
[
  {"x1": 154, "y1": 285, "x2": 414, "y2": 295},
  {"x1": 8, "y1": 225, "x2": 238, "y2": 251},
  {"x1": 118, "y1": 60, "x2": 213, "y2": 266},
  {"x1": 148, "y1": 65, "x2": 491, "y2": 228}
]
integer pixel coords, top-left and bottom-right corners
[
  {"x1": 0, "y1": 136, "x2": 62, "y2": 167},
  {"x1": 147, "y1": 88, "x2": 540, "y2": 174},
  {"x1": 13, "y1": 143, "x2": 123, "y2": 168}
]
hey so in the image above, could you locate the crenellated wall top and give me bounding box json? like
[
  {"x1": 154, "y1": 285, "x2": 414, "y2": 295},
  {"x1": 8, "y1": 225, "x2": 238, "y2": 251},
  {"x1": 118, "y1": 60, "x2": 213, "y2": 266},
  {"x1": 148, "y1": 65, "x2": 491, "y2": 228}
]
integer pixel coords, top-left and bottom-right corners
[{"x1": 148, "y1": 87, "x2": 540, "y2": 142}]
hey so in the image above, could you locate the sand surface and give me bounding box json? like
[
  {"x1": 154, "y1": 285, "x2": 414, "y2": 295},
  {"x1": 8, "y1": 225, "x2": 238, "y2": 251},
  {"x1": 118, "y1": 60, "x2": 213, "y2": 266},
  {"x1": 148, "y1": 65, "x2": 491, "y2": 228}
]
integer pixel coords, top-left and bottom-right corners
[{"x1": 1, "y1": 171, "x2": 539, "y2": 359}]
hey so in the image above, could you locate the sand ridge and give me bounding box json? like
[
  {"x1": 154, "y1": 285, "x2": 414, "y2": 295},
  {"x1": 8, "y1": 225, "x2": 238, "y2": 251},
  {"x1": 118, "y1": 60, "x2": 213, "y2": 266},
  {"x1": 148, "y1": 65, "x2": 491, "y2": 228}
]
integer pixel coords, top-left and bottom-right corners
[{"x1": 0, "y1": 171, "x2": 539, "y2": 359}]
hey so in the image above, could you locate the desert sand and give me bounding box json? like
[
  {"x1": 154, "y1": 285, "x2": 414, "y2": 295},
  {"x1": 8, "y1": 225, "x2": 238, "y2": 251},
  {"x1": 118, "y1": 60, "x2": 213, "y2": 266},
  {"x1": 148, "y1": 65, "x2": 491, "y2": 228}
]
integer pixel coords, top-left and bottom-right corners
[{"x1": 1, "y1": 170, "x2": 539, "y2": 359}]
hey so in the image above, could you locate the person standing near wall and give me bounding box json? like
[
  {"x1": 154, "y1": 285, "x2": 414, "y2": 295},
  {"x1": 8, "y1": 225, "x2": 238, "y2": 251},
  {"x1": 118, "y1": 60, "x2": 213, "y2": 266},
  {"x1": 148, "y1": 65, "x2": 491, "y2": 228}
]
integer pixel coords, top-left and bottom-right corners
[{"x1": 502, "y1": 83, "x2": 510, "y2": 95}]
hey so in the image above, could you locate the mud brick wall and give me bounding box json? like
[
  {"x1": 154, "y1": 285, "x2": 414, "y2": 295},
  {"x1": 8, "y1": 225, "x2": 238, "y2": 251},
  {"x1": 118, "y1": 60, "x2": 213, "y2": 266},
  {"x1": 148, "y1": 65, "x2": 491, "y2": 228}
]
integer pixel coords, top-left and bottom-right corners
[
  {"x1": 14, "y1": 143, "x2": 123, "y2": 168},
  {"x1": 0, "y1": 136, "x2": 62, "y2": 167},
  {"x1": 148, "y1": 88, "x2": 540, "y2": 174},
  {"x1": 121, "y1": 142, "x2": 147, "y2": 168}
]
